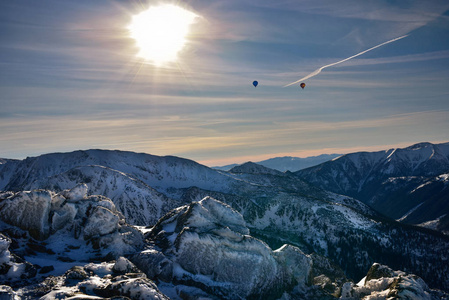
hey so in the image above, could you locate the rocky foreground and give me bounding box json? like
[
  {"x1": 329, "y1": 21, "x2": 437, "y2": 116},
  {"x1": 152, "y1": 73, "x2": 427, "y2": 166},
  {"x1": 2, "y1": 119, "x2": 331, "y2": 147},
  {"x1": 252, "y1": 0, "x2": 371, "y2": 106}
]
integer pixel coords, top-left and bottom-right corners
[{"x1": 0, "y1": 185, "x2": 447, "y2": 299}]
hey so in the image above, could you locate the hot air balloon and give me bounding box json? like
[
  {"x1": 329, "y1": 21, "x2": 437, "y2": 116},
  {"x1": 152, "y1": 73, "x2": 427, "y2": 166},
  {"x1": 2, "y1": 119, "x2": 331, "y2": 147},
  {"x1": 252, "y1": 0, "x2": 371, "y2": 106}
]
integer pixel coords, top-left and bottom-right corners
[
  {"x1": 300, "y1": 83, "x2": 306, "y2": 89},
  {"x1": 253, "y1": 81, "x2": 258, "y2": 87}
]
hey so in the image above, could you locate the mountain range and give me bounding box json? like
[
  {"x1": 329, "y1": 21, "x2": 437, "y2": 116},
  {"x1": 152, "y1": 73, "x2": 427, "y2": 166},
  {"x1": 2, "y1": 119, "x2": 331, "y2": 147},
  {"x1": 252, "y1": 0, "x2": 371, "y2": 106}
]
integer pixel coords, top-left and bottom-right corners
[
  {"x1": 295, "y1": 142, "x2": 449, "y2": 233},
  {"x1": 0, "y1": 145, "x2": 448, "y2": 299},
  {"x1": 212, "y1": 153, "x2": 341, "y2": 172}
]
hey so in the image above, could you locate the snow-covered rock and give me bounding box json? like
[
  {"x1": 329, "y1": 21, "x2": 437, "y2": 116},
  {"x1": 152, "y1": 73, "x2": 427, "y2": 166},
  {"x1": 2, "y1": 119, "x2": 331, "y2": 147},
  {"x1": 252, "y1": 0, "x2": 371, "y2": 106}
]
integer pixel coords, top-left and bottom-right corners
[
  {"x1": 62, "y1": 183, "x2": 88, "y2": 202},
  {"x1": 0, "y1": 190, "x2": 447, "y2": 299},
  {"x1": 112, "y1": 256, "x2": 140, "y2": 274},
  {"x1": 83, "y1": 206, "x2": 120, "y2": 238},
  {"x1": 28, "y1": 259, "x2": 170, "y2": 299},
  {"x1": 0, "y1": 233, "x2": 37, "y2": 285},
  {"x1": 0, "y1": 234, "x2": 11, "y2": 265},
  {"x1": 0, "y1": 285, "x2": 19, "y2": 300},
  {"x1": 340, "y1": 263, "x2": 448, "y2": 299},
  {"x1": 133, "y1": 197, "x2": 313, "y2": 299},
  {"x1": 0, "y1": 190, "x2": 52, "y2": 239},
  {"x1": 51, "y1": 202, "x2": 77, "y2": 232},
  {"x1": 274, "y1": 244, "x2": 312, "y2": 286},
  {"x1": 0, "y1": 186, "x2": 143, "y2": 257}
]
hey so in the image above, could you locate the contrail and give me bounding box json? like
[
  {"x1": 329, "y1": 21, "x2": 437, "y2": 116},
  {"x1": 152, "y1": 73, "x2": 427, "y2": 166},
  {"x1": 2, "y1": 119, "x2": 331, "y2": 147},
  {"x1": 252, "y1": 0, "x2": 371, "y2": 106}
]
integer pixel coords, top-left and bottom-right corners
[{"x1": 284, "y1": 35, "x2": 408, "y2": 88}]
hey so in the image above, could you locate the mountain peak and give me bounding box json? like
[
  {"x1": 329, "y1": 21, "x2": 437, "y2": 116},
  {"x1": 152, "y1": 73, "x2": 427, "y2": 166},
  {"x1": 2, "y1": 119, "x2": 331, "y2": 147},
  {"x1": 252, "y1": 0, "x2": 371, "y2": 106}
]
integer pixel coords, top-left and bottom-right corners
[
  {"x1": 406, "y1": 142, "x2": 434, "y2": 150},
  {"x1": 295, "y1": 141, "x2": 449, "y2": 232},
  {"x1": 229, "y1": 162, "x2": 282, "y2": 175}
]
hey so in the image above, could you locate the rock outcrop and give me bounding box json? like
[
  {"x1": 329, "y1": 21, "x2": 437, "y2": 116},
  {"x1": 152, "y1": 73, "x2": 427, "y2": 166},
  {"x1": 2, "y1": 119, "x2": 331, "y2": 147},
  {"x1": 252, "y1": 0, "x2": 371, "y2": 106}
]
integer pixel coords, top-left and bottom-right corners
[
  {"x1": 132, "y1": 196, "x2": 313, "y2": 299},
  {"x1": 0, "y1": 185, "x2": 143, "y2": 257}
]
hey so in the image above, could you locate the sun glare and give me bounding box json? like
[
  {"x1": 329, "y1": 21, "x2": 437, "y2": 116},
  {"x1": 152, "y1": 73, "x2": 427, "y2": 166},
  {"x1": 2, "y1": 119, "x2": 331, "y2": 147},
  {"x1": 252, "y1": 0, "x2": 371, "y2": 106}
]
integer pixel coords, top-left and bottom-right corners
[{"x1": 128, "y1": 4, "x2": 199, "y2": 65}]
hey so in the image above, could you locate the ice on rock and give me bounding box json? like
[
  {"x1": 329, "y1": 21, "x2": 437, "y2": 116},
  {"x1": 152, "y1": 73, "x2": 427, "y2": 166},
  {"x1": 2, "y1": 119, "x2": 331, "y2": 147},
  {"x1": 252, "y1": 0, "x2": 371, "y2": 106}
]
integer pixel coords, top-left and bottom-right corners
[
  {"x1": 180, "y1": 196, "x2": 249, "y2": 236},
  {"x1": 112, "y1": 257, "x2": 140, "y2": 274},
  {"x1": 0, "y1": 233, "x2": 36, "y2": 283},
  {"x1": 131, "y1": 249, "x2": 173, "y2": 282},
  {"x1": 196, "y1": 196, "x2": 249, "y2": 235},
  {"x1": 175, "y1": 230, "x2": 277, "y2": 290},
  {"x1": 50, "y1": 193, "x2": 66, "y2": 209},
  {"x1": 22, "y1": 257, "x2": 171, "y2": 300},
  {"x1": 76, "y1": 276, "x2": 111, "y2": 297},
  {"x1": 135, "y1": 196, "x2": 312, "y2": 299},
  {"x1": 0, "y1": 186, "x2": 143, "y2": 260},
  {"x1": 394, "y1": 276, "x2": 431, "y2": 299},
  {"x1": 340, "y1": 282, "x2": 354, "y2": 298},
  {"x1": 83, "y1": 206, "x2": 120, "y2": 238},
  {"x1": 84, "y1": 262, "x2": 114, "y2": 277},
  {"x1": 62, "y1": 183, "x2": 88, "y2": 202},
  {"x1": 52, "y1": 202, "x2": 77, "y2": 232},
  {"x1": 274, "y1": 244, "x2": 312, "y2": 286},
  {"x1": 341, "y1": 263, "x2": 443, "y2": 299},
  {"x1": 0, "y1": 190, "x2": 52, "y2": 239},
  {"x1": 106, "y1": 277, "x2": 170, "y2": 300},
  {"x1": 0, "y1": 234, "x2": 11, "y2": 265},
  {"x1": 0, "y1": 285, "x2": 19, "y2": 300}
]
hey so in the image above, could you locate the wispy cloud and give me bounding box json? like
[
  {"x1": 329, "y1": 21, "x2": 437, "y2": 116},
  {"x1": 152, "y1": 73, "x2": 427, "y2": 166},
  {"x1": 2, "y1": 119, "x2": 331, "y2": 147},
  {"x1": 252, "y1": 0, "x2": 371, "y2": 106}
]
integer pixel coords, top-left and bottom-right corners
[
  {"x1": 283, "y1": 0, "x2": 449, "y2": 23},
  {"x1": 1, "y1": 0, "x2": 449, "y2": 165}
]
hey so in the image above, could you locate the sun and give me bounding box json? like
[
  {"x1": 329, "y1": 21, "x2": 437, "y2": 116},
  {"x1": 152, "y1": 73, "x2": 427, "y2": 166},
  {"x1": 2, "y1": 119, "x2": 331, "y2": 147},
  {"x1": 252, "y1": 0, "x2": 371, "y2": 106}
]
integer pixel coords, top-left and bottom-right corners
[{"x1": 128, "y1": 4, "x2": 199, "y2": 66}]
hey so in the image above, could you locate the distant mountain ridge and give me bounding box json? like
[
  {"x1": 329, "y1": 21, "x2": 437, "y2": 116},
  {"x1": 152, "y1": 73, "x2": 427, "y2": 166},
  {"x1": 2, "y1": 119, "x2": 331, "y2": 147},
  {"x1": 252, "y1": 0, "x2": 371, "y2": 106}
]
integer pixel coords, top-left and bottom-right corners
[
  {"x1": 229, "y1": 161, "x2": 284, "y2": 175},
  {"x1": 295, "y1": 142, "x2": 449, "y2": 233},
  {"x1": 213, "y1": 153, "x2": 341, "y2": 172}
]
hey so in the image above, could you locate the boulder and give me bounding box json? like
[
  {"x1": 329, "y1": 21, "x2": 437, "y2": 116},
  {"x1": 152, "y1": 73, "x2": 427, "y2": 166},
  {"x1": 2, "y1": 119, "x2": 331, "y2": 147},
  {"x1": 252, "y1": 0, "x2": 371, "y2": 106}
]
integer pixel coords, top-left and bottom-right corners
[
  {"x1": 340, "y1": 263, "x2": 448, "y2": 299},
  {"x1": 0, "y1": 190, "x2": 52, "y2": 240}
]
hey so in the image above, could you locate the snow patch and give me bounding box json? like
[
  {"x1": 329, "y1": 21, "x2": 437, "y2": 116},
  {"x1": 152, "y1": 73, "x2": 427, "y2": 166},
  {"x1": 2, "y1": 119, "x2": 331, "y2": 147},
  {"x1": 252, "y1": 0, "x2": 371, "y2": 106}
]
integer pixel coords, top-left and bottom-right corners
[
  {"x1": 332, "y1": 204, "x2": 373, "y2": 229},
  {"x1": 397, "y1": 203, "x2": 424, "y2": 222}
]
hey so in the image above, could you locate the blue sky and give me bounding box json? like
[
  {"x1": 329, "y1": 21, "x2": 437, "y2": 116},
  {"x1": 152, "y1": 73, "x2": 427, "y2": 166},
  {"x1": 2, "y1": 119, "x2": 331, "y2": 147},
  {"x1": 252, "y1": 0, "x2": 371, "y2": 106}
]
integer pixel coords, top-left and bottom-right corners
[{"x1": 1, "y1": 0, "x2": 449, "y2": 166}]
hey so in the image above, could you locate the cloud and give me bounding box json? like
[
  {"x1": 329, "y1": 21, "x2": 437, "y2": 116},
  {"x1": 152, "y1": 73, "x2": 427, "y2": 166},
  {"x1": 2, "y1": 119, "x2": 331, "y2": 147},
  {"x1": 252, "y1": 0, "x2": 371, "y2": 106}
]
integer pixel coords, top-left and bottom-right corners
[
  {"x1": 1, "y1": 0, "x2": 448, "y2": 166},
  {"x1": 283, "y1": 0, "x2": 449, "y2": 22}
]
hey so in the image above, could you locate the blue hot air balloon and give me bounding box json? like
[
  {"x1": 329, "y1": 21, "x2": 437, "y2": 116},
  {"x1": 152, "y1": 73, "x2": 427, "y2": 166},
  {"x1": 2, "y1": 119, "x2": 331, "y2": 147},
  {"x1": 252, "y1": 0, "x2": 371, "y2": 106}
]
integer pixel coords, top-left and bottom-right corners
[{"x1": 253, "y1": 81, "x2": 258, "y2": 87}]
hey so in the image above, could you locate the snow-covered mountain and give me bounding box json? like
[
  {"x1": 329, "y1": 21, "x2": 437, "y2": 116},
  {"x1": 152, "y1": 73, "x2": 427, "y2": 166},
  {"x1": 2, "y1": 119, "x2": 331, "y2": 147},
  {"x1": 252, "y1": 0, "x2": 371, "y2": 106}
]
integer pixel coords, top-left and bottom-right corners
[
  {"x1": 229, "y1": 161, "x2": 285, "y2": 175},
  {"x1": 213, "y1": 153, "x2": 341, "y2": 172},
  {"x1": 1, "y1": 149, "x2": 449, "y2": 298},
  {"x1": 258, "y1": 154, "x2": 342, "y2": 172},
  {"x1": 27, "y1": 165, "x2": 181, "y2": 226},
  {"x1": 0, "y1": 150, "x2": 235, "y2": 193},
  {"x1": 296, "y1": 142, "x2": 449, "y2": 233}
]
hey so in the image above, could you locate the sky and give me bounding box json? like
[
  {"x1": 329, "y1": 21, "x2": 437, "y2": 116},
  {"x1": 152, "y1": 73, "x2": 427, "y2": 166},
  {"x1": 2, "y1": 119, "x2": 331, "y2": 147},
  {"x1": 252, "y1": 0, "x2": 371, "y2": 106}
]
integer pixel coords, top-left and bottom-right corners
[{"x1": 1, "y1": 0, "x2": 449, "y2": 166}]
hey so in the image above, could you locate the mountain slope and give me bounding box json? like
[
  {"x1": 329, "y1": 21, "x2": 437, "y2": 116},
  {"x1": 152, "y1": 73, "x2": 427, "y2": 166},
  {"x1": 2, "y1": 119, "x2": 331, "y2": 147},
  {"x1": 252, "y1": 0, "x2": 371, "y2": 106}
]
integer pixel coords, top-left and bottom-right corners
[
  {"x1": 27, "y1": 165, "x2": 182, "y2": 226},
  {"x1": 1, "y1": 149, "x2": 449, "y2": 292},
  {"x1": 0, "y1": 149, "x2": 236, "y2": 194},
  {"x1": 295, "y1": 142, "x2": 449, "y2": 232}
]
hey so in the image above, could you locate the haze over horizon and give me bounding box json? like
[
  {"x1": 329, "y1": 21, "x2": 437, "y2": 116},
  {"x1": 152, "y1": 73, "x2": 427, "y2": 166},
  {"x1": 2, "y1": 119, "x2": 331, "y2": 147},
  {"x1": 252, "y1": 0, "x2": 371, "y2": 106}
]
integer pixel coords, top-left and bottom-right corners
[{"x1": 1, "y1": 0, "x2": 449, "y2": 166}]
